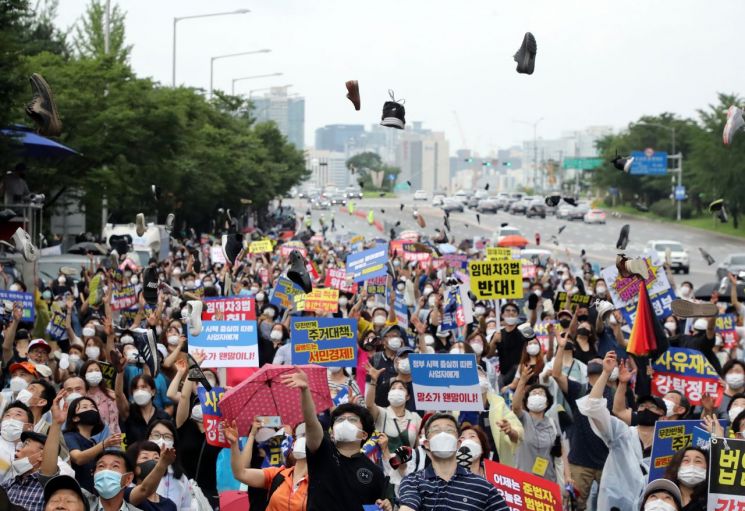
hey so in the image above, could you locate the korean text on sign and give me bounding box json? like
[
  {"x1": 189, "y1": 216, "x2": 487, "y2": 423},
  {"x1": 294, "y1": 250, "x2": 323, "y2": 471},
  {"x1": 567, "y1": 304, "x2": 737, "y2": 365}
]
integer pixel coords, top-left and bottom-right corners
[
  {"x1": 111, "y1": 284, "x2": 137, "y2": 311},
  {"x1": 269, "y1": 276, "x2": 305, "y2": 309},
  {"x1": 324, "y1": 268, "x2": 358, "y2": 293},
  {"x1": 486, "y1": 247, "x2": 514, "y2": 260},
  {"x1": 203, "y1": 297, "x2": 256, "y2": 321},
  {"x1": 295, "y1": 288, "x2": 340, "y2": 314},
  {"x1": 648, "y1": 420, "x2": 697, "y2": 482},
  {"x1": 198, "y1": 387, "x2": 230, "y2": 448},
  {"x1": 346, "y1": 244, "x2": 389, "y2": 282},
  {"x1": 651, "y1": 347, "x2": 723, "y2": 407},
  {"x1": 409, "y1": 353, "x2": 483, "y2": 411},
  {"x1": 716, "y1": 314, "x2": 739, "y2": 349},
  {"x1": 468, "y1": 259, "x2": 523, "y2": 299},
  {"x1": 188, "y1": 299, "x2": 259, "y2": 368},
  {"x1": 249, "y1": 239, "x2": 273, "y2": 254},
  {"x1": 707, "y1": 437, "x2": 745, "y2": 510},
  {"x1": 484, "y1": 459, "x2": 562, "y2": 511},
  {"x1": 0, "y1": 290, "x2": 35, "y2": 322},
  {"x1": 291, "y1": 317, "x2": 358, "y2": 367}
]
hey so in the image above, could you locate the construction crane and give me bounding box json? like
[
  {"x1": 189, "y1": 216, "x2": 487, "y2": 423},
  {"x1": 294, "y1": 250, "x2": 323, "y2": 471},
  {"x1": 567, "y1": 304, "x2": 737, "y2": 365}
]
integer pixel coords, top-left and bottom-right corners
[{"x1": 452, "y1": 110, "x2": 468, "y2": 150}]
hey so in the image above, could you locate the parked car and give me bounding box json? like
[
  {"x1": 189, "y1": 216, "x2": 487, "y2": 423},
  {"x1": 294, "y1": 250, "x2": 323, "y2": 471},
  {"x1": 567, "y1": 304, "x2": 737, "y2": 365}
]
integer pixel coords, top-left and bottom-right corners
[
  {"x1": 432, "y1": 194, "x2": 446, "y2": 207},
  {"x1": 583, "y1": 208, "x2": 607, "y2": 224},
  {"x1": 413, "y1": 190, "x2": 428, "y2": 201},
  {"x1": 567, "y1": 204, "x2": 590, "y2": 221},
  {"x1": 476, "y1": 198, "x2": 499, "y2": 213},
  {"x1": 646, "y1": 240, "x2": 690, "y2": 274},
  {"x1": 717, "y1": 254, "x2": 745, "y2": 280},
  {"x1": 39, "y1": 254, "x2": 102, "y2": 283},
  {"x1": 526, "y1": 200, "x2": 546, "y2": 219},
  {"x1": 493, "y1": 224, "x2": 523, "y2": 244},
  {"x1": 441, "y1": 198, "x2": 465, "y2": 213}
]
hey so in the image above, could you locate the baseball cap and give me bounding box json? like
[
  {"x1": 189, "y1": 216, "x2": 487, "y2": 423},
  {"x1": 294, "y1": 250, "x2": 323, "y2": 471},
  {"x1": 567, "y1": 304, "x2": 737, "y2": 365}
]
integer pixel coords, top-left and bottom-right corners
[
  {"x1": 8, "y1": 361, "x2": 37, "y2": 376},
  {"x1": 43, "y1": 475, "x2": 90, "y2": 511},
  {"x1": 396, "y1": 346, "x2": 414, "y2": 357},
  {"x1": 27, "y1": 339, "x2": 51, "y2": 353},
  {"x1": 20, "y1": 431, "x2": 47, "y2": 445},
  {"x1": 381, "y1": 325, "x2": 405, "y2": 338},
  {"x1": 637, "y1": 395, "x2": 667, "y2": 413},
  {"x1": 557, "y1": 309, "x2": 573, "y2": 319},
  {"x1": 641, "y1": 478, "x2": 681, "y2": 509}
]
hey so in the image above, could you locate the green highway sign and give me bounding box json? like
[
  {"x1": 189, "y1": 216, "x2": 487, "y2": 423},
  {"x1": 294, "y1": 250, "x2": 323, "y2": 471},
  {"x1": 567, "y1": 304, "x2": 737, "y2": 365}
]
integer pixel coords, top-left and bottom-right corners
[{"x1": 562, "y1": 157, "x2": 604, "y2": 170}]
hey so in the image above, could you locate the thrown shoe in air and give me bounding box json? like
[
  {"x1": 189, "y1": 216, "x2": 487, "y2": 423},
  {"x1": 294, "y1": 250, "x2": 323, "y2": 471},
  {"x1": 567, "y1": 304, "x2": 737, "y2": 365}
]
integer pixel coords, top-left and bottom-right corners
[
  {"x1": 513, "y1": 32, "x2": 537, "y2": 75},
  {"x1": 25, "y1": 73, "x2": 62, "y2": 136},
  {"x1": 380, "y1": 90, "x2": 405, "y2": 129}
]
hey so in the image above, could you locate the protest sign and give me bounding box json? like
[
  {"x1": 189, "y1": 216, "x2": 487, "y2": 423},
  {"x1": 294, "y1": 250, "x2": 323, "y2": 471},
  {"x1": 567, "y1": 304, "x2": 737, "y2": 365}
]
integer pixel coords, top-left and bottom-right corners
[
  {"x1": 198, "y1": 386, "x2": 230, "y2": 448},
  {"x1": 324, "y1": 268, "x2": 358, "y2": 293},
  {"x1": 486, "y1": 247, "x2": 513, "y2": 260},
  {"x1": 291, "y1": 317, "x2": 357, "y2": 367},
  {"x1": 442, "y1": 253, "x2": 468, "y2": 269},
  {"x1": 210, "y1": 246, "x2": 226, "y2": 264},
  {"x1": 650, "y1": 419, "x2": 729, "y2": 481},
  {"x1": 468, "y1": 260, "x2": 523, "y2": 300},
  {"x1": 346, "y1": 244, "x2": 388, "y2": 282},
  {"x1": 394, "y1": 293, "x2": 409, "y2": 329},
  {"x1": 716, "y1": 313, "x2": 739, "y2": 349},
  {"x1": 279, "y1": 241, "x2": 307, "y2": 258},
  {"x1": 295, "y1": 288, "x2": 339, "y2": 314},
  {"x1": 111, "y1": 284, "x2": 137, "y2": 311},
  {"x1": 522, "y1": 263, "x2": 537, "y2": 279},
  {"x1": 269, "y1": 276, "x2": 305, "y2": 309},
  {"x1": 249, "y1": 239, "x2": 273, "y2": 254},
  {"x1": 98, "y1": 361, "x2": 116, "y2": 390},
  {"x1": 600, "y1": 253, "x2": 675, "y2": 325},
  {"x1": 409, "y1": 353, "x2": 483, "y2": 411},
  {"x1": 534, "y1": 320, "x2": 554, "y2": 352},
  {"x1": 651, "y1": 347, "x2": 723, "y2": 407},
  {"x1": 45, "y1": 303, "x2": 68, "y2": 341},
  {"x1": 708, "y1": 437, "x2": 745, "y2": 510},
  {"x1": 188, "y1": 297, "x2": 258, "y2": 368},
  {"x1": 365, "y1": 276, "x2": 388, "y2": 296},
  {"x1": 0, "y1": 290, "x2": 34, "y2": 322},
  {"x1": 441, "y1": 287, "x2": 465, "y2": 331},
  {"x1": 484, "y1": 459, "x2": 562, "y2": 510},
  {"x1": 552, "y1": 291, "x2": 591, "y2": 312}
]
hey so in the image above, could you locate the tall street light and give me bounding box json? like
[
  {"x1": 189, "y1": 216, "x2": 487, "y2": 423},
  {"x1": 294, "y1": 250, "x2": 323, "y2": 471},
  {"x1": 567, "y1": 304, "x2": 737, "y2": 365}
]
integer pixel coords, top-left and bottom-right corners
[
  {"x1": 514, "y1": 118, "x2": 544, "y2": 191},
  {"x1": 636, "y1": 121, "x2": 681, "y2": 220},
  {"x1": 172, "y1": 9, "x2": 250, "y2": 87},
  {"x1": 210, "y1": 49, "x2": 271, "y2": 97},
  {"x1": 231, "y1": 72, "x2": 283, "y2": 95}
]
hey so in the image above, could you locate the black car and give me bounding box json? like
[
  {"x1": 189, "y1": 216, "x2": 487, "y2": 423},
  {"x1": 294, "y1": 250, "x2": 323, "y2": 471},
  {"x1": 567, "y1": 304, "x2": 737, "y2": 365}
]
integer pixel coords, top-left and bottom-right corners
[{"x1": 526, "y1": 200, "x2": 546, "y2": 218}]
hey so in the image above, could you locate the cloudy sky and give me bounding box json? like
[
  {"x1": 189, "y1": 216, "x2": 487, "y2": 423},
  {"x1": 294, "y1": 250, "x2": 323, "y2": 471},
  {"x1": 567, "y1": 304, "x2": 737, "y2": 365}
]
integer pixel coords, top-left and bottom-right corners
[{"x1": 52, "y1": 0, "x2": 745, "y2": 154}]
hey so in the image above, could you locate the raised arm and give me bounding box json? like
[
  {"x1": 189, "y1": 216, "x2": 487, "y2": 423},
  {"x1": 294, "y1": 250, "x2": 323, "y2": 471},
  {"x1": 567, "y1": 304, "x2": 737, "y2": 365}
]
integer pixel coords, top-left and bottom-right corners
[
  {"x1": 364, "y1": 363, "x2": 385, "y2": 422},
  {"x1": 128, "y1": 447, "x2": 176, "y2": 505},
  {"x1": 2, "y1": 303, "x2": 22, "y2": 364},
  {"x1": 551, "y1": 333, "x2": 569, "y2": 395},
  {"x1": 41, "y1": 390, "x2": 68, "y2": 477},
  {"x1": 224, "y1": 419, "x2": 265, "y2": 488},
  {"x1": 511, "y1": 363, "x2": 533, "y2": 416},
  {"x1": 281, "y1": 370, "x2": 323, "y2": 453},
  {"x1": 612, "y1": 359, "x2": 635, "y2": 425},
  {"x1": 167, "y1": 359, "x2": 187, "y2": 402}
]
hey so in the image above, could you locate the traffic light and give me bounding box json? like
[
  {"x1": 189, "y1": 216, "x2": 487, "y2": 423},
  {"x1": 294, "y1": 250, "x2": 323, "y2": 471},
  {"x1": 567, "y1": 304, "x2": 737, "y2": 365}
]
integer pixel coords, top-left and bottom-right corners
[
  {"x1": 502, "y1": 161, "x2": 512, "y2": 167},
  {"x1": 464, "y1": 158, "x2": 474, "y2": 163},
  {"x1": 481, "y1": 161, "x2": 492, "y2": 167}
]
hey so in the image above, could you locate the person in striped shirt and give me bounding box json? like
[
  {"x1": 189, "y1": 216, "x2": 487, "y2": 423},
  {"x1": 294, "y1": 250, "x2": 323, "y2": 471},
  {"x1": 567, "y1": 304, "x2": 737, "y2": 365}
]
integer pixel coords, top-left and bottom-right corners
[{"x1": 398, "y1": 413, "x2": 508, "y2": 511}]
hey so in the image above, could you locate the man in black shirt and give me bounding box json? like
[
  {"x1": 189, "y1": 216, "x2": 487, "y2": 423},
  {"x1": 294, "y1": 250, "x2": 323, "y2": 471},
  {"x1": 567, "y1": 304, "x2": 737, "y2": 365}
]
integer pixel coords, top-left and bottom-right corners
[
  {"x1": 675, "y1": 317, "x2": 721, "y2": 373},
  {"x1": 490, "y1": 302, "x2": 527, "y2": 388},
  {"x1": 282, "y1": 370, "x2": 392, "y2": 511}
]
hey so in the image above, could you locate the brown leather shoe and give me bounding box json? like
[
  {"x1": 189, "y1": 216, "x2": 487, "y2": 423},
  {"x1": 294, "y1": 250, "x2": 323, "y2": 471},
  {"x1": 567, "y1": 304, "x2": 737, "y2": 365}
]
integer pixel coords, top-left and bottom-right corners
[
  {"x1": 616, "y1": 254, "x2": 649, "y2": 280},
  {"x1": 345, "y1": 80, "x2": 360, "y2": 111},
  {"x1": 25, "y1": 73, "x2": 62, "y2": 136}
]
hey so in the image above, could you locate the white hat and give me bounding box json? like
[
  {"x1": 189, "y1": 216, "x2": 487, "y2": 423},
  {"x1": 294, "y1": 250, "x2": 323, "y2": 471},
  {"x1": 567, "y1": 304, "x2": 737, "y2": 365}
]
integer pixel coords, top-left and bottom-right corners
[{"x1": 693, "y1": 318, "x2": 708, "y2": 331}]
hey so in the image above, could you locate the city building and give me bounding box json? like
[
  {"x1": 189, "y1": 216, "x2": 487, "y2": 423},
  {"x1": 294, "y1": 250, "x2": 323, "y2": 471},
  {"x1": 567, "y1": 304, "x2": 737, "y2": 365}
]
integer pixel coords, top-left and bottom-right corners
[
  {"x1": 305, "y1": 148, "x2": 349, "y2": 190},
  {"x1": 395, "y1": 122, "x2": 450, "y2": 194},
  {"x1": 251, "y1": 86, "x2": 305, "y2": 148},
  {"x1": 314, "y1": 124, "x2": 365, "y2": 153}
]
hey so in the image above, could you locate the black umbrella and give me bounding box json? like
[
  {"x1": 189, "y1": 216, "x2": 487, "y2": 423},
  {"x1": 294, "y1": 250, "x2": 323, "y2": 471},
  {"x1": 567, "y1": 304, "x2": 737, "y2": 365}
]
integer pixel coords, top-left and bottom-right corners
[
  {"x1": 67, "y1": 242, "x2": 108, "y2": 255},
  {"x1": 694, "y1": 282, "x2": 745, "y2": 303}
]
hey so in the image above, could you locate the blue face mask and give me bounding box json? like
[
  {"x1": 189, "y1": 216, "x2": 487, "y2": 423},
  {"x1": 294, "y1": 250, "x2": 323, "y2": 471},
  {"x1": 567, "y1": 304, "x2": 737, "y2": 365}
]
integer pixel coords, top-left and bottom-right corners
[{"x1": 94, "y1": 469, "x2": 124, "y2": 499}]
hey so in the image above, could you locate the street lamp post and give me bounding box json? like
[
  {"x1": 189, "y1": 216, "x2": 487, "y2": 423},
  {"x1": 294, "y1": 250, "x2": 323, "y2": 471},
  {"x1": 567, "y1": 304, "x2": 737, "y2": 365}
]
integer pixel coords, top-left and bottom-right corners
[
  {"x1": 231, "y1": 73, "x2": 283, "y2": 95},
  {"x1": 172, "y1": 9, "x2": 250, "y2": 87},
  {"x1": 210, "y1": 49, "x2": 271, "y2": 97},
  {"x1": 514, "y1": 118, "x2": 544, "y2": 192},
  {"x1": 636, "y1": 122, "x2": 680, "y2": 220}
]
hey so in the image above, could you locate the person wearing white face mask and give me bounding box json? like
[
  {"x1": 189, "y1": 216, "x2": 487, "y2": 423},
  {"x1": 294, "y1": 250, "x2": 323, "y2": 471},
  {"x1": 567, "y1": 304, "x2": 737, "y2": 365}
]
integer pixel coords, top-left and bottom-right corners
[
  {"x1": 0, "y1": 428, "x2": 56, "y2": 511},
  {"x1": 364, "y1": 372, "x2": 421, "y2": 455},
  {"x1": 367, "y1": 326, "x2": 407, "y2": 408},
  {"x1": 398, "y1": 413, "x2": 507, "y2": 511},
  {"x1": 145, "y1": 419, "x2": 193, "y2": 510},
  {"x1": 0, "y1": 403, "x2": 34, "y2": 479},
  {"x1": 258, "y1": 305, "x2": 283, "y2": 366},
  {"x1": 661, "y1": 447, "x2": 707, "y2": 511},
  {"x1": 280, "y1": 370, "x2": 392, "y2": 511},
  {"x1": 225, "y1": 417, "x2": 309, "y2": 511},
  {"x1": 271, "y1": 326, "x2": 294, "y2": 366},
  {"x1": 504, "y1": 333, "x2": 545, "y2": 394},
  {"x1": 327, "y1": 366, "x2": 361, "y2": 405},
  {"x1": 81, "y1": 360, "x2": 123, "y2": 435},
  {"x1": 638, "y1": 478, "x2": 683, "y2": 511},
  {"x1": 492, "y1": 303, "x2": 528, "y2": 388},
  {"x1": 718, "y1": 360, "x2": 745, "y2": 416},
  {"x1": 511, "y1": 366, "x2": 561, "y2": 483},
  {"x1": 122, "y1": 375, "x2": 170, "y2": 445},
  {"x1": 465, "y1": 331, "x2": 497, "y2": 390}
]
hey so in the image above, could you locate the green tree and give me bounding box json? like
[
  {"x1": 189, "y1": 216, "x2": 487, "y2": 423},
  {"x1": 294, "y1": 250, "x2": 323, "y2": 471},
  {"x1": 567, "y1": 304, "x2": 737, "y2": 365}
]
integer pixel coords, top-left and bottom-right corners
[
  {"x1": 346, "y1": 151, "x2": 400, "y2": 190},
  {"x1": 73, "y1": 0, "x2": 130, "y2": 62}
]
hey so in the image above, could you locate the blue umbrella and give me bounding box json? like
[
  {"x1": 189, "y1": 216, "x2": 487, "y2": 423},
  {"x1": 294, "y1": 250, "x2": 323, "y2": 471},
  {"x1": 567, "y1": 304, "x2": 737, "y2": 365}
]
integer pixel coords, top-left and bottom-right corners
[{"x1": 1, "y1": 125, "x2": 79, "y2": 158}]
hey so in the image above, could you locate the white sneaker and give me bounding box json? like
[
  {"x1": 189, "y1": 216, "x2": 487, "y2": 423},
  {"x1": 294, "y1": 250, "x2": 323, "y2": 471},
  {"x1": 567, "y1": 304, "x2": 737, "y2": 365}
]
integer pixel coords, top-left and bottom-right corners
[
  {"x1": 165, "y1": 213, "x2": 175, "y2": 233},
  {"x1": 12, "y1": 227, "x2": 38, "y2": 262},
  {"x1": 135, "y1": 213, "x2": 146, "y2": 236},
  {"x1": 187, "y1": 300, "x2": 203, "y2": 337},
  {"x1": 595, "y1": 300, "x2": 615, "y2": 331}
]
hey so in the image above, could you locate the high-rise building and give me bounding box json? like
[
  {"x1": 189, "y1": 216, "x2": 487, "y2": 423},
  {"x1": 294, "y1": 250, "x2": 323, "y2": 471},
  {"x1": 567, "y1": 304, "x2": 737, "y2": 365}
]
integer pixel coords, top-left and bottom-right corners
[
  {"x1": 315, "y1": 124, "x2": 365, "y2": 153},
  {"x1": 305, "y1": 149, "x2": 349, "y2": 190},
  {"x1": 395, "y1": 123, "x2": 450, "y2": 193},
  {"x1": 251, "y1": 87, "x2": 305, "y2": 148}
]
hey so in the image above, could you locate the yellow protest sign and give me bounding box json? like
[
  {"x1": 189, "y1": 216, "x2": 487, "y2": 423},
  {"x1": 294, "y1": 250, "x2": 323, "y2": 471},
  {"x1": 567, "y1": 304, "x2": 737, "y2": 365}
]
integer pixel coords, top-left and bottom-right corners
[
  {"x1": 468, "y1": 259, "x2": 523, "y2": 299},
  {"x1": 350, "y1": 235, "x2": 364, "y2": 245},
  {"x1": 486, "y1": 247, "x2": 513, "y2": 260},
  {"x1": 295, "y1": 288, "x2": 340, "y2": 314},
  {"x1": 249, "y1": 239, "x2": 273, "y2": 254}
]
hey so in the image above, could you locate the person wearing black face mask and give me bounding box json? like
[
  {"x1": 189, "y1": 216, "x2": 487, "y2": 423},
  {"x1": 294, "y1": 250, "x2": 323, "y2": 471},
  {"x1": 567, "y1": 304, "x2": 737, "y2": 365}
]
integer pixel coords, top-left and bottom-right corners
[
  {"x1": 123, "y1": 440, "x2": 177, "y2": 511},
  {"x1": 556, "y1": 310, "x2": 572, "y2": 331},
  {"x1": 492, "y1": 303, "x2": 527, "y2": 388},
  {"x1": 572, "y1": 321, "x2": 599, "y2": 365}
]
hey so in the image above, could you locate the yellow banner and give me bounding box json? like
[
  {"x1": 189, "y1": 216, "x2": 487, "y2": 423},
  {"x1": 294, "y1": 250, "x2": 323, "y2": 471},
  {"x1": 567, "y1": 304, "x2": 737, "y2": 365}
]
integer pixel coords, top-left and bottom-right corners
[
  {"x1": 468, "y1": 259, "x2": 524, "y2": 299},
  {"x1": 249, "y1": 239, "x2": 273, "y2": 254},
  {"x1": 295, "y1": 288, "x2": 340, "y2": 314},
  {"x1": 486, "y1": 247, "x2": 514, "y2": 261}
]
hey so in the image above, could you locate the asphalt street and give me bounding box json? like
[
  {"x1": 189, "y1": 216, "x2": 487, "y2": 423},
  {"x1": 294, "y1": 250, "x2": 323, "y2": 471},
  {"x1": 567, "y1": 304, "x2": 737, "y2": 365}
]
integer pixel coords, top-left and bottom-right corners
[{"x1": 292, "y1": 196, "x2": 745, "y2": 289}]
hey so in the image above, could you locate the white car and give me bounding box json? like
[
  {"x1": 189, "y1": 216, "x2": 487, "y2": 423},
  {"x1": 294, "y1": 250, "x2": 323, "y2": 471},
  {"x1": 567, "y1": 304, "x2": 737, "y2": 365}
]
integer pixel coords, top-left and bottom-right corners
[
  {"x1": 431, "y1": 194, "x2": 445, "y2": 207},
  {"x1": 413, "y1": 190, "x2": 428, "y2": 201},
  {"x1": 491, "y1": 225, "x2": 524, "y2": 245},
  {"x1": 646, "y1": 240, "x2": 690, "y2": 274},
  {"x1": 583, "y1": 209, "x2": 607, "y2": 224}
]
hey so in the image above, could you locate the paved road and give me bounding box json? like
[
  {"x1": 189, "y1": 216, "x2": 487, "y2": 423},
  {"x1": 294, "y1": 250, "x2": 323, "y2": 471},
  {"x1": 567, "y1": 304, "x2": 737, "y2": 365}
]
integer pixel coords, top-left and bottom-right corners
[{"x1": 291, "y1": 196, "x2": 745, "y2": 289}]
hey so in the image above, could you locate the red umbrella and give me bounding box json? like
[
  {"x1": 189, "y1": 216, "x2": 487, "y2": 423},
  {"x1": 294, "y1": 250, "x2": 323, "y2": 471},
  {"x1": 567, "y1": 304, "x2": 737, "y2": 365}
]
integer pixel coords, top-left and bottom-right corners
[
  {"x1": 219, "y1": 491, "x2": 249, "y2": 511},
  {"x1": 497, "y1": 235, "x2": 529, "y2": 248},
  {"x1": 219, "y1": 364, "x2": 332, "y2": 436}
]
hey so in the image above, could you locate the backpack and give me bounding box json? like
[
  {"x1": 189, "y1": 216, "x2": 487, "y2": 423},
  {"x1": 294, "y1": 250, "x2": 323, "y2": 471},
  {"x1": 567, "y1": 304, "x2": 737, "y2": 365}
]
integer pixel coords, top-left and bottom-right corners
[{"x1": 267, "y1": 468, "x2": 293, "y2": 503}]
